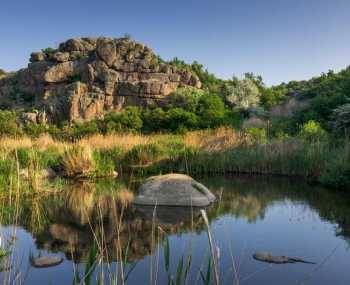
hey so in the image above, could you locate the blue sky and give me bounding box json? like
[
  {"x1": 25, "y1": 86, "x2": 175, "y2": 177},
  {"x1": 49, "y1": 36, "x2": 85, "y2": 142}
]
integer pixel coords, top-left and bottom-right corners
[{"x1": 1, "y1": 0, "x2": 349, "y2": 85}]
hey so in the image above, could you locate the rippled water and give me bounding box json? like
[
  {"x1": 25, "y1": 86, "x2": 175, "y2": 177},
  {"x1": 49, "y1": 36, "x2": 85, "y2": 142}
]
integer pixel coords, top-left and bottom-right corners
[{"x1": 0, "y1": 175, "x2": 350, "y2": 284}]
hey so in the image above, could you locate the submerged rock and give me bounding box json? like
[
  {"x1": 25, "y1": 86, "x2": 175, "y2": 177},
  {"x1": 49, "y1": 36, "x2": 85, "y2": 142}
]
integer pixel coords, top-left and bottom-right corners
[
  {"x1": 253, "y1": 252, "x2": 315, "y2": 264},
  {"x1": 133, "y1": 173, "x2": 215, "y2": 207},
  {"x1": 30, "y1": 255, "x2": 64, "y2": 268}
]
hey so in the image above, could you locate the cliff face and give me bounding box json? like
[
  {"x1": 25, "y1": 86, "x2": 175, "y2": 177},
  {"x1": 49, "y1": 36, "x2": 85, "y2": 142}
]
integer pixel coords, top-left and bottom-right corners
[{"x1": 0, "y1": 37, "x2": 201, "y2": 124}]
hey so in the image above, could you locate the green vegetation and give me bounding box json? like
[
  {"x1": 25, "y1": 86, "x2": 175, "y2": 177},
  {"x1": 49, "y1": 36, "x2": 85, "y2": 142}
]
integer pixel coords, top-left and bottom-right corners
[
  {"x1": 1, "y1": 57, "x2": 350, "y2": 191},
  {"x1": 0, "y1": 68, "x2": 6, "y2": 77}
]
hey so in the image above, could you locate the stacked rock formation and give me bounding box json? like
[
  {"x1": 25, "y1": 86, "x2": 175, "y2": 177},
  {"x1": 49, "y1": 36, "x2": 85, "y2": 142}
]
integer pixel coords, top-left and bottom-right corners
[{"x1": 0, "y1": 37, "x2": 201, "y2": 124}]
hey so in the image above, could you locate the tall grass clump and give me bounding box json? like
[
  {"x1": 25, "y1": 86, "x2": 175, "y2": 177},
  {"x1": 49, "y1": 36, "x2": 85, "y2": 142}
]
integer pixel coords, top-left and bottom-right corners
[
  {"x1": 320, "y1": 143, "x2": 350, "y2": 190},
  {"x1": 60, "y1": 145, "x2": 95, "y2": 178},
  {"x1": 93, "y1": 148, "x2": 121, "y2": 177}
]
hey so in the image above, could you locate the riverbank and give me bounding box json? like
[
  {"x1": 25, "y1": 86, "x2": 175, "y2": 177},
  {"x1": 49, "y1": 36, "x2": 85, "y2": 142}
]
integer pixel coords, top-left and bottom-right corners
[{"x1": 0, "y1": 127, "x2": 348, "y2": 191}]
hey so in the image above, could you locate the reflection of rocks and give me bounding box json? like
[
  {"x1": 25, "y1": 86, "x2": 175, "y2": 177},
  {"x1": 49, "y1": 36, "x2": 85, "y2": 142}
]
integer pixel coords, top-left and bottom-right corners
[
  {"x1": 34, "y1": 180, "x2": 206, "y2": 262},
  {"x1": 134, "y1": 205, "x2": 204, "y2": 225},
  {"x1": 134, "y1": 174, "x2": 216, "y2": 207},
  {"x1": 7, "y1": 176, "x2": 350, "y2": 264}
]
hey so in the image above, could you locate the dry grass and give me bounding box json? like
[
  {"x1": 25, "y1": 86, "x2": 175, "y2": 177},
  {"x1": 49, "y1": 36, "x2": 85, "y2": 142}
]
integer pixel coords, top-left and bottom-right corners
[
  {"x1": 0, "y1": 128, "x2": 245, "y2": 154},
  {"x1": 184, "y1": 127, "x2": 245, "y2": 152},
  {"x1": 79, "y1": 133, "x2": 152, "y2": 151},
  {"x1": 61, "y1": 145, "x2": 95, "y2": 178}
]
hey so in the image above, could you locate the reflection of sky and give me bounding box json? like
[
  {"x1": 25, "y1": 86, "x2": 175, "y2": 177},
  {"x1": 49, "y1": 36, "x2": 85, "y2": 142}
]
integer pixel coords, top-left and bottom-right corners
[{"x1": 1, "y1": 198, "x2": 350, "y2": 284}]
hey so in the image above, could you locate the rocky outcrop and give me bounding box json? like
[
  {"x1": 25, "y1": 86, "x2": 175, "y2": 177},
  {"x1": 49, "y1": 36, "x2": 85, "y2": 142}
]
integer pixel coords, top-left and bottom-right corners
[
  {"x1": 0, "y1": 37, "x2": 201, "y2": 124},
  {"x1": 133, "y1": 174, "x2": 216, "y2": 207}
]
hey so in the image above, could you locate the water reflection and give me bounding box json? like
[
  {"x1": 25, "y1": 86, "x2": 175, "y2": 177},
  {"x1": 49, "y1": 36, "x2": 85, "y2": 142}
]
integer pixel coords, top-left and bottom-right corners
[{"x1": 1, "y1": 175, "x2": 350, "y2": 284}]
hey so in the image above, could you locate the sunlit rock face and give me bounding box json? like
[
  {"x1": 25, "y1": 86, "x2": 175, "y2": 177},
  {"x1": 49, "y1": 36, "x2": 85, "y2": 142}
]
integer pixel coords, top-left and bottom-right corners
[{"x1": 0, "y1": 37, "x2": 201, "y2": 124}]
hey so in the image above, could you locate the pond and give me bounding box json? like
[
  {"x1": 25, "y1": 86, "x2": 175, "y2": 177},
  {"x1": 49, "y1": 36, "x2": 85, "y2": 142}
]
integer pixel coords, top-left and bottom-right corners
[{"x1": 0, "y1": 175, "x2": 350, "y2": 284}]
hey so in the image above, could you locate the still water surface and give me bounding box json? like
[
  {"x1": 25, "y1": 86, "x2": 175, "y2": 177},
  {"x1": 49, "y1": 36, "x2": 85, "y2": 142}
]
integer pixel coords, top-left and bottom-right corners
[{"x1": 0, "y1": 175, "x2": 350, "y2": 284}]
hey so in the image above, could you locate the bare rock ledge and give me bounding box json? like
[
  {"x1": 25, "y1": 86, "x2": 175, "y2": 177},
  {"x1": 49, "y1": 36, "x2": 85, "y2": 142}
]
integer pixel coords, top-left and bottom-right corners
[{"x1": 133, "y1": 174, "x2": 216, "y2": 207}]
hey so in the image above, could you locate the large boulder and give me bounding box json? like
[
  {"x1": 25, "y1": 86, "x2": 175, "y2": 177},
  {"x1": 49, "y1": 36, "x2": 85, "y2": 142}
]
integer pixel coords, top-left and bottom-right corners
[
  {"x1": 0, "y1": 37, "x2": 202, "y2": 124},
  {"x1": 133, "y1": 174, "x2": 216, "y2": 207}
]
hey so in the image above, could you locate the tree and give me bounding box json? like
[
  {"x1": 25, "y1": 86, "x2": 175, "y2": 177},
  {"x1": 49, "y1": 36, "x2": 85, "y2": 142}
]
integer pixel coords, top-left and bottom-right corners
[
  {"x1": 332, "y1": 103, "x2": 350, "y2": 135},
  {"x1": 169, "y1": 87, "x2": 205, "y2": 112},
  {"x1": 197, "y1": 94, "x2": 226, "y2": 128},
  {"x1": 225, "y1": 77, "x2": 261, "y2": 111}
]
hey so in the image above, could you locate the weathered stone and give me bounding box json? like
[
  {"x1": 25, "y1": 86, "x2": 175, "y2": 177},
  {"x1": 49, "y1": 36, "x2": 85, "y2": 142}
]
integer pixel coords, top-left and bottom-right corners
[
  {"x1": 67, "y1": 82, "x2": 105, "y2": 122},
  {"x1": 0, "y1": 36, "x2": 202, "y2": 124},
  {"x1": 112, "y1": 59, "x2": 124, "y2": 71},
  {"x1": 22, "y1": 112, "x2": 38, "y2": 124},
  {"x1": 169, "y1": 73, "x2": 181, "y2": 82},
  {"x1": 96, "y1": 38, "x2": 117, "y2": 66},
  {"x1": 52, "y1": 52, "x2": 70, "y2": 63},
  {"x1": 69, "y1": 51, "x2": 85, "y2": 61},
  {"x1": 118, "y1": 82, "x2": 140, "y2": 96},
  {"x1": 61, "y1": 38, "x2": 85, "y2": 52},
  {"x1": 44, "y1": 61, "x2": 76, "y2": 83},
  {"x1": 104, "y1": 69, "x2": 121, "y2": 95},
  {"x1": 133, "y1": 174, "x2": 216, "y2": 207},
  {"x1": 30, "y1": 52, "x2": 46, "y2": 62},
  {"x1": 190, "y1": 75, "x2": 202, "y2": 88}
]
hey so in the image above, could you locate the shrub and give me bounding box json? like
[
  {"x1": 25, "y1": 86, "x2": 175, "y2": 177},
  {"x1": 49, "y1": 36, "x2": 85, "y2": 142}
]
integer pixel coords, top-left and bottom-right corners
[
  {"x1": 197, "y1": 94, "x2": 226, "y2": 128},
  {"x1": 60, "y1": 145, "x2": 95, "y2": 177},
  {"x1": 332, "y1": 103, "x2": 350, "y2": 135},
  {"x1": 23, "y1": 123, "x2": 47, "y2": 138},
  {"x1": 225, "y1": 78, "x2": 261, "y2": 110},
  {"x1": 320, "y1": 145, "x2": 350, "y2": 190},
  {"x1": 142, "y1": 108, "x2": 168, "y2": 132},
  {"x1": 122, "y1": 144, "x2": 165, "y2": 166},
  {"x1": 246, "y1": 127, "x2": 268, "y2": 144},
  {"x1": 260, "y1": 87, "x2": 287, "y2": 108},
  {"x1": 41, "y1": 47, "x2": 56, "y2": 57},
  {"x1": 298, "y1": 120, "x2": 328, "y2": 142},
  {"x1": 169, "y1": 87, "x2": 205, "y2": 112},
  {"x1": 104, "y1": 106, "x2": 143, "y2": 133},
  {"x1": 166, "y1": 108, "x2": 198, "y2": 133},
  {"x1": 93, "y1": 148, "x2": 121, "y2": 177},
  {"x1": 0, "y1": 111, "x2": 21, "y2": 137}
]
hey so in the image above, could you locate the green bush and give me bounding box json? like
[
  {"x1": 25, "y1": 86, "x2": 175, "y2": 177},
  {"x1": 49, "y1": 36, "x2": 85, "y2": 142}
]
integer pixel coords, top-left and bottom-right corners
[
  {"x1": 169, "y1": 87, "x2": 205, "y2": 112},
  {"x1": 320, "y1": 145, "x2": 350, "y2": 190},
  {"x1": 197, "y1": 93, "x2": 226, "y2": 128},
  {"x1": 166, "y1": 108, "x2": 198, "y2": 133},
  {"x1": 93, "y1": 148, "x2": 122, "y2": 177},
  {"x1": 246, "y1": 127, "x2": 268, "y2": 144},
  {"x1": 260, "y1": 87, "x2": 287, "y2": 108},
  {"x1": 104, "y1": 106, "x2": 143, "y2": 133},
  {"x1": 332, "y1": 103, "x2": 350, "y2": 135},
  {"x1": 142, "y1": 108, "x2": 168, "y2": 132},
  {"x1": 0, "y1": 111, "x2": 21, "y2": 137},
  {"x1": 298, "y1": 120, "x2": 328, "y2": 142},
  {"x1": 122, "y1": 144, "x2": 165, "y2": 166},
  {"x1": 225, "y1": 77, "x2": 261, "y2": 110},
  {"x1": 23, "y1": 123, "x2": 47, "y2": 138}
]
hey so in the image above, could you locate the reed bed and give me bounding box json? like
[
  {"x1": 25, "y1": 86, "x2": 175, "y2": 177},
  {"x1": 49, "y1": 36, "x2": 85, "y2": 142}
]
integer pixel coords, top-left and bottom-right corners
[{"x1": 0, "y1": 128, "x2": 348, "y2": 189}]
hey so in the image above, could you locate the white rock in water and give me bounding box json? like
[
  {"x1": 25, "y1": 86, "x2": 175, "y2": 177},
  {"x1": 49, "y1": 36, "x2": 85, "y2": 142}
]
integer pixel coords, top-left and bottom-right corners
[{"x1": 133, "y1": 174, "x2": 215, "y2": 207}]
